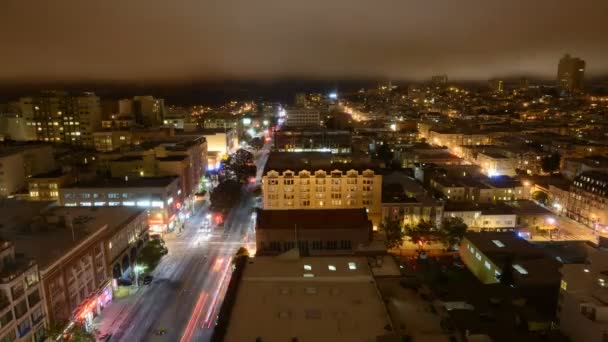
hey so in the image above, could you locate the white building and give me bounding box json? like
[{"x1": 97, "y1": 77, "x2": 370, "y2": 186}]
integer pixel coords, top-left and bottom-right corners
[{"x1": 285, "y1": 108, "x2": 321, "y2": 127}]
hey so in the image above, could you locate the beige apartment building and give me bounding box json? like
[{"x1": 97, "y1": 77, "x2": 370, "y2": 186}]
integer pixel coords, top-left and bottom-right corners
[{"x1": 261, "y1": 153, "x2": 382, "y2": 227}]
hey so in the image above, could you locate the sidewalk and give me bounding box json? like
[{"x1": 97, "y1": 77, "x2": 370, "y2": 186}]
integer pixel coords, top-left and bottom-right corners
[{"x1": 91, "y1": 286, "x2": 145, "y2": 336}]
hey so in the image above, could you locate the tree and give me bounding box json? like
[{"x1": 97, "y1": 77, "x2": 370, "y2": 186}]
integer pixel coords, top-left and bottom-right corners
[
  {"x1": 210, "y1": 180, "x2": 242, "y2": 213},
  {"x1": 138, "y1": 239, "x2": 167, "y2": 271},
  {"x1": 439, "y1": 217, "x2": 468, "y2": 249},
  {"x1": 541, "y1": 152, "x2": 561, "y2": 174},
  {"x1": 249, "y1": 137, "x2": 264, "y2": 150},
  {"x1": 380, "y1": 219, "x2": 405, "y2": 250},
  {"x1": 531, "y1": 191, "x2": 548, "y2": 205},
  {"x1": 404, "y1": 221, "x2": 434, "y2": 246},
  {"x1": 46, "y1": 323, "x2": 97, "y2": 342}
]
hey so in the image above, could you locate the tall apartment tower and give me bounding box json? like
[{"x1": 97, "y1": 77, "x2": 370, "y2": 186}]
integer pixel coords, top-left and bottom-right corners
[
  {"x1": 119, "y1": 96, "x2": 166, "y2": 126},
  {"x1": 15, "y1": 91, "x2": 102, "y2": 147},
  {"x1": 557, "y1": 54, "x2": 585, "y2": 94}
]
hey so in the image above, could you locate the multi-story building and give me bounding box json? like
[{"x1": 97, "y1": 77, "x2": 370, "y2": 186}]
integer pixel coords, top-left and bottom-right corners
[
  {"x1": 0, "y1": 144, "x2": 56, "y2": 197},
  {"x1": 261, "y1": 152, "x2": 382, "y2": 227},
  {"x1": 285, "y1": 108, "x2": 321, "y2": 128},
  {"x1": 567, "y1": 171, "x2": 608, "y2": 229},
  {"x1": 118, "y1": 96, "x2": 166, "y2": 126},
  {"x1": 200, "y1": 113, "x2": 238, "y2": 130},
  {"x1": 101, "y1": 136, "x2": 207, "y2": 197},
  {"x1": 93, "y1": 130, "x2": 132, "y2": 152},
  {"x1": 557, "y1": 54, "x2": 585, "y2": 94},
  {"x1": 28, "y1": 170, "x2": 74, "y2": 201},
  {"x1": 0, "y1": 202, "x2": 148, "y2": 332},
  {"x1": 201, "y1": 129, "x2": 239, "y2": 170},
  {"x1": 0, "y1": 114, "x2": 36, "y2": 141},
  {"x1": 13, "y1": 91, "x2": 102, "y2": 147},
  {"x1": 255, "y1": 209, "x2": 372, "y2": 256},
  {"x1": 274, "y1": 129, "x2": 352, "y2": 154},
  {"x1": 59, "y1": 176, "x2": 182, "y2": 234},
  {"x1": 460, "y1": 232, "x2": 561, "y2": 286},
  {"x1": 381, "y1": 171, "x2": 443, "y2": 227},
  {"x1": 558, "y1": 249, "x2": 608, "y2": 342},
  {"x1": 0, "y1": 241, "x2": 45, "y2": 342}
]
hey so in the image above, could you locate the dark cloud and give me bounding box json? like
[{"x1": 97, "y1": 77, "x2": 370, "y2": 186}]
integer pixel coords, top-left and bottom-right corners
[{"x1": 1, "y1": 0, "x2": 607, "y2": 82}]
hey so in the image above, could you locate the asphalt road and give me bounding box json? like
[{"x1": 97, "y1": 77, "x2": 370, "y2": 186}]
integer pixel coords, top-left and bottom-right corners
[{"x1": 96, "y1": 145, "x2": 269, "y2": 342}]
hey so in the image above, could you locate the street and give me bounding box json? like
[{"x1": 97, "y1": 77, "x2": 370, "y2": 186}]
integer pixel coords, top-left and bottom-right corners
[{"x1": 94, "y1": 144, "x2": 269, "y2": 342}]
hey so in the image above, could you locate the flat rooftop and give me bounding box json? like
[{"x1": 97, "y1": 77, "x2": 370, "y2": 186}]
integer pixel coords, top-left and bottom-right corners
[
  {"x1": 64, "y1": 176, "x2": 179, "y2": 189},
  {"x1": 264, "y1": 152, "x2": 374, "y2": 174},
  {"x1": 224, "y1": 256, "x2": 392, "y2": 342},
  {"x1": 257, "y1": 209, "x2": 372, "y2": 231},
  {"x1": 0, "y1": 206, "x2": 144, "y2": 270},
  {"x1": 445, "y1": 202, "x2": 516, "y2": 215}
]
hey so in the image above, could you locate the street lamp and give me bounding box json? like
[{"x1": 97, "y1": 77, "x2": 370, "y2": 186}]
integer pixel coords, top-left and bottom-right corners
[{"x1": 133, "y1": 264, "x2": 146, "y2": 286}]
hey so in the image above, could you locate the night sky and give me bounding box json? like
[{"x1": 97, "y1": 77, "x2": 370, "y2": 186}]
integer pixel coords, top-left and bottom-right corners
[{"x1": 1, "y1": 0, "x2": 607, "y2": 83}]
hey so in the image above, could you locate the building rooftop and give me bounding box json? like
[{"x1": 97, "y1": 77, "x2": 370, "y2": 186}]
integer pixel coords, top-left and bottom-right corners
[
  {"x1": 65, "y1": 176, "x2": 179, "y2": 189},
  {"x1": 0, "y1": 205, "x2": 144, "y2": 270},
  {"x1": 445, "y1": 202, "x2": 516, "y2": 215},
  {"x1": 224, "y1": 256, "x2": 392, "y2": 342},
  {"x1": 29, "y1": 169, "x2": 67, "y2": 179},
  {"x1": 264, "y1": 152, "x2": 375, "y2": 174},
  {"x1": 0, "y1": 142, "x2": 51, "y2": 158},
  {"x1": 256, "y1": 209, "x2": 372, "y2": 231},
  {"x1": 507, "y1": 200, "x2": 553, "y2": 215}
]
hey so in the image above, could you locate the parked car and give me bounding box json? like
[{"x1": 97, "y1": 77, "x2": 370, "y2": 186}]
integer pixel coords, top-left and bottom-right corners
[
  {"x1": 143, "y1": 275, "x2": 154, "y2": 285},
  {"x1": 117, "y1": 278, "x2": 132, "y2": 286}
]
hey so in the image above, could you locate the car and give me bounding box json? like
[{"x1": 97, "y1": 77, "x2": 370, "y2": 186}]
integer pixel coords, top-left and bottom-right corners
[
  {"x1": 117, "y1": 278, "x2": 132, "y2": 286},
  {"x1": 453, "y1": 260, "x2": 465, "y2": 268},
  {"x1": 143, "y1": 275, "x2": 154, "y2": 285}
]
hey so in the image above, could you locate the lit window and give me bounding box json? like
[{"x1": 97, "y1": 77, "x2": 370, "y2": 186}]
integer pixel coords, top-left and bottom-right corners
[
  {"x1": 348, "y1": 262, "x2": 357, "y2": 270},
  {"x1": 492, "y1": 240, "x2": 505, "y2": 248},
  {"x1": 304, "y1": 265, "x2": 312, "y2": 271},
  {"x1": 328, "y1": 265, "x2": 336, "y2": 271},
  {"x1": 80, "y1": 202, "x2": 92, "y2": 206},
  {"x1": 137, "y1": 200, "x2": 150, "y2": 207},
  {"x1": 122, "y1": 201, "x2": 135, "y2": 206},
  {"x1": 513, "y1": 264, "x2": 528, "y2": 275},
  {"x1": 303, "y1": 273, "x2": 314, "y2": 278},
  {"x1": 484, "y1": 261, "x2": 492, "y2": 270}
]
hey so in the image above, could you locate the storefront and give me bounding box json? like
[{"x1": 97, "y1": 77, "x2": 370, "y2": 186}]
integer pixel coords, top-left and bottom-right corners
[{"x1": 73, "y1": 281, "x2": 113, "y2": 332}]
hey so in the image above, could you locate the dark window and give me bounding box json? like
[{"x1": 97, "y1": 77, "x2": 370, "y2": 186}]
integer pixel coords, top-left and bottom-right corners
[
  {"x1": 326, "y1": 241, "x2": 337, "y2": 249},
  {"x1": 340, "y1": 240, "x2": 352, "y2": 250},
  {"x1": 14, "y1": 300, "x2": 27, "y2": 319}
]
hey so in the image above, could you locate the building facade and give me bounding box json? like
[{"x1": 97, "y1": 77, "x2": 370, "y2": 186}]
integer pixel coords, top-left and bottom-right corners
[
  {"x1": 285, "y1": 108, "x2": 321, "y2": 127},
  {"x1": 0, "y1": 241, "x2": 45, "y2": 342},
  {"x1": 59, "y1": 177, "x2": 182, "y2": 234},
  {"x1": 0, "y1": 145, "x2": 56, "y2": 197},
  {"x1": 262, "y1": 168, "x2": 382, "y2": 227},
  {"x1": 14, "y1": 92, "x2": 102, "y2": 147},
  {"x1": 255, "y1": 209, "x2": 372, "y2": 256},
  {"x1": 567, "y1": 171, "x2": 608, "y2": 229},
  {"x1": 557, "y1": 54, "x2": 585, "y2": 94}
]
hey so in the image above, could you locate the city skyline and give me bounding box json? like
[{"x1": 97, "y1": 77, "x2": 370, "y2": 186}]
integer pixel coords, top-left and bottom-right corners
[{"x1": 1, "y1": 0, "x2": 608, "y2": 82}]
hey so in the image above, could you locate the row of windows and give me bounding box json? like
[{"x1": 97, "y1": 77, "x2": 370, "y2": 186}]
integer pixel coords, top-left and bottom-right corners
[
  {"x1": 269, "y1": 178, "x2": 373, "y2": 186},
  {"x1": 267, "y1": 199, "x2": 369, "y2": 207},
  {"x1": 265, "y1": 240, "x2": 352, "y2": 251}
]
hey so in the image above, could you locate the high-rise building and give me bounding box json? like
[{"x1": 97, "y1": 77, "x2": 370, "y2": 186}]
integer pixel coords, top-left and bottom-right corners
[
  {"x1": 489, "y1": 79, "x2": 504, "y2": 93},
  {"x1": 119, "y1": 96, "x2": 166, "y2": 126},
  {"x1": 557, "y1": 54, "x2": 585, "y2": 94},
  {"x1": 14, "y1": 91, "x2": 102, "y2": 147}
]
